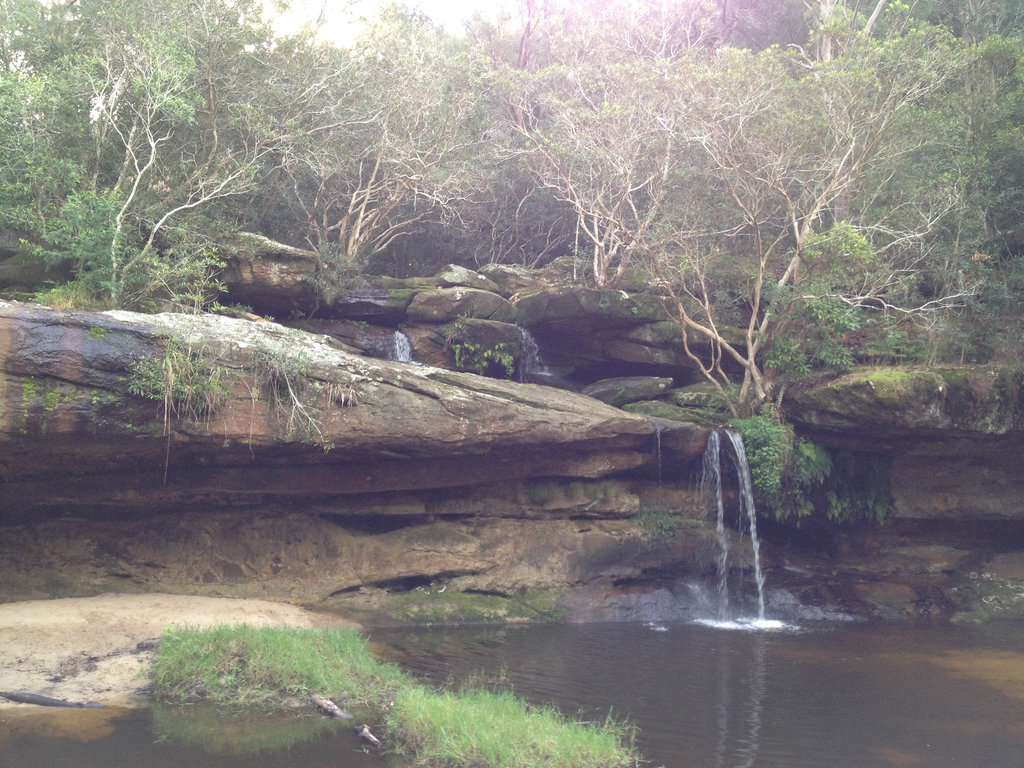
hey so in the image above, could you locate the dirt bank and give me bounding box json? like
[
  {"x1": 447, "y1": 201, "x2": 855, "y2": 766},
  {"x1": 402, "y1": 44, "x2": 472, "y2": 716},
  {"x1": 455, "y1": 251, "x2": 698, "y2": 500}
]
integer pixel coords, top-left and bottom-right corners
[{"x1": 0, "y1": 593, "x2": 358, "y2": 712}]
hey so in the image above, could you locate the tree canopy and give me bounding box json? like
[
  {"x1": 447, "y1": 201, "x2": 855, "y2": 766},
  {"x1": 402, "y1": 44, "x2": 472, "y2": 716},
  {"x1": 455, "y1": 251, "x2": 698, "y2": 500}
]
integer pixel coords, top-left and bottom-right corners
[{"x1": 2, "y1": 0, "x2": 1022, "y2": 412}]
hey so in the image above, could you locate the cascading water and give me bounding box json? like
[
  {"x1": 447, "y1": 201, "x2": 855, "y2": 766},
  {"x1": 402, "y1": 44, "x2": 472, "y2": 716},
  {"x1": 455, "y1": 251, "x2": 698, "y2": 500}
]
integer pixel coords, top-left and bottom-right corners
[
  {"x1": 517, "y1": 327, "x2": 553, "y2": 384},
  {"x1": 700, "y1": 428, "x2": 768, "y2": 624},
  {"x1": 654, "y1": 422, "x2": 663, "y2": 485},
  {"x1": 386, "y1": 330, "x2": 414, "y2": 363}
]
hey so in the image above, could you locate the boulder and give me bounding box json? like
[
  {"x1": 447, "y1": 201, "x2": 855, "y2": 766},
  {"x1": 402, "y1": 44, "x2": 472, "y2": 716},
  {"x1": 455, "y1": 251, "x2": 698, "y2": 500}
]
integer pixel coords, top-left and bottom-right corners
[
  {"x1": 515, "y1": 286, "x2": 665, "y2": 327},
  {"x1": 788, "y1": 366, "x2": 1024, "y2": 522},
  {"x1": 433, "y1": 264, "x2": 500, "y2": 293},
  {"x1": 220, "y1": 232, "x2": 320, "y2": 316},
  {"x1": 787, "y1": 366, "x2": 1024, "y2": 446},
  {"x1": 326, "y1": 285, "x2": 416, "y2": 322},
  {"x1": 406, "y1": 287, "x2": 517, "y2": 324},
  {"x1": 583, "y1": 376, "x2": 675, "y2": 407},
  {"x1": 478, "y1": 263, "x2": 553, "y2": 296}
]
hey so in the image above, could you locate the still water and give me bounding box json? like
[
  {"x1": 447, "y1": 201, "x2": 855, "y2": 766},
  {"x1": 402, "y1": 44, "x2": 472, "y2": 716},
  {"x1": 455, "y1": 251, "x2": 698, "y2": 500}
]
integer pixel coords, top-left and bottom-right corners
[
  {"x1": 3, "y1": 620, "x2": 1024, "y2": 767},
  {"x1": 376, "y1": 620, "x2": 1024, "y2": 768}
]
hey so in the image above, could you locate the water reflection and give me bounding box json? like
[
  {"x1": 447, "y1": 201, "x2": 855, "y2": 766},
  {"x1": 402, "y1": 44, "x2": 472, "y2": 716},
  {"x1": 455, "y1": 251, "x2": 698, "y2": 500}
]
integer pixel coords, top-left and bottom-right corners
[
  {"x1": 374, "y1": 621, "x2": 1024, "y2": 768},
  {"x1": 5, "y1": 622, "x2": 1024, "y2": 767},
  {"x1": 0, "y1": 705, "x2": 399, "y2": 768},
  {"x1": 715, "y1": 631, "x2": 766, "y2": 768}
]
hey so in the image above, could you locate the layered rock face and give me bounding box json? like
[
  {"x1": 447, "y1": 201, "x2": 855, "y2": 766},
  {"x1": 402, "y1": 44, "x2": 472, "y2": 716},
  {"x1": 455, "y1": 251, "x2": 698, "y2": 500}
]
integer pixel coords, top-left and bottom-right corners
[
  {"x1": 784, "y1": 367, "x2": 1024, "y2": 621},
  {"x1": 787, "y1": 367, "x2": 1024, "y2": 521},
  {"x1": 6, "y1": 239, "x2": 1024, "y2": 625},
  {"x1": 0, "y1": 300, "x2": 713, "y2": 619}
]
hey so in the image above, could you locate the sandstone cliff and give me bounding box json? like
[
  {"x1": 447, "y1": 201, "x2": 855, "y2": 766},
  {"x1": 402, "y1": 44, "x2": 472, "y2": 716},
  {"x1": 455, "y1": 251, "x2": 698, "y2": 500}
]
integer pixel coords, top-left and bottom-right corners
[{"x1": 0, "y1": 300, "x2": 712, "y2": 621}]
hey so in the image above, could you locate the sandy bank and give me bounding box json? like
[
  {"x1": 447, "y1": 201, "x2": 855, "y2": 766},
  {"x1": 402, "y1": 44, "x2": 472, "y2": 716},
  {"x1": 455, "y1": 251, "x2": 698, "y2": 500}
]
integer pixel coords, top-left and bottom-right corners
[{"x1": 0, "y1": 593, "x2": 358, "y2": 711}]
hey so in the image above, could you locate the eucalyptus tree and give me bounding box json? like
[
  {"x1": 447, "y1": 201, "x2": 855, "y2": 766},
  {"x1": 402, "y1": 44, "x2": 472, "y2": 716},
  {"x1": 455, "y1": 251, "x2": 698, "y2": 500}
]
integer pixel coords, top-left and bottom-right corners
[
  {"x1": 489, "y1": 0, "x2": 972, "y2": 412},
  {"x1": 269, "y1": 7, "x2": 486, "y2": 278},
  {"x1": 484, "y1": 0, "x2": 717, "y2": 288},
  {"x1": 653, "y1": 19, "x2": 972, "y2": 411},
  {"x1": 0, "y1": 0, "x2": 277, "y2": 309}
]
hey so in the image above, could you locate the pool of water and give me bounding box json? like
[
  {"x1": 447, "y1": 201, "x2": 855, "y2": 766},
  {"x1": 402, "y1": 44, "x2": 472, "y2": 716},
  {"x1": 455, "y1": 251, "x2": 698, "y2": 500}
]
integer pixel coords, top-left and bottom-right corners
[
  {"x1": 374, "y1": 620, "x2": 1024, "y2": 768},
  {"x1": 4, "y1": 620, "x2": 1024, "y2": 767}
]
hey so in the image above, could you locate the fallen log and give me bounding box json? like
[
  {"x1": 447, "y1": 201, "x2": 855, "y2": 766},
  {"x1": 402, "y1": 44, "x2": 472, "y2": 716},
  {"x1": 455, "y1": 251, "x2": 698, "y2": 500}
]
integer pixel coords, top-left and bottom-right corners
[
  {"x1": 357, "y1": 723, "x2": 382, "y2": 747},
  {"x1": 311, "y1": 694, "x2": 354, "y2": 720},
  {"x1": 1, "y1": 690, "x2": 104, "y2": 708}
]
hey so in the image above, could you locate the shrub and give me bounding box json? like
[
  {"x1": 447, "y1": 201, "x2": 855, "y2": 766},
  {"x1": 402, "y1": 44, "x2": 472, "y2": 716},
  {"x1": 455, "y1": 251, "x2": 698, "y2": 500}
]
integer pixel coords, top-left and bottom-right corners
[{"x1": 731, "y1": 409, "x2": 889, "y2": 524}]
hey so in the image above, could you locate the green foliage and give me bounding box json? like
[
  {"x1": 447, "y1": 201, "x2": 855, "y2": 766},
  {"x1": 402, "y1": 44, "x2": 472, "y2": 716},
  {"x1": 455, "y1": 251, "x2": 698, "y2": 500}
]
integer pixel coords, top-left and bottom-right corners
[
  {"x1": 33, "y1": 281, "x2": 108, "y2": 310},
  {"x1": 119, "y1": 233, "x2": 228, "y2": 313},
  {"x1": 635, "y1": 507, "x2": 681, "y2": 545},
  {"x1": 732, "y1": 410, "x2": 892, "y2": 524},
  {"x1": 765, "y1": 291, "x2": 862, "y2": 377},
  {"x1": 34, "y1": 190, "x2": 124, "y2": 299},
  {"x1": 823, "y1": 450, "x2": 893, "y2": 524},
  {"x1": 801, "y1": 224, "x2": 876, "y2": 287},
  {"x1": 390, "y1": 685, "x2": 635, "y2": 768},
  {"x1": 731, "y1": 412, "x2": 804, "y2": 516},
  {"x1": 153, "y1": 625, "x2": 638, "y2": 768},
  {"x1": 733, "y1": 411, "x2": 892, "y2": 528},
  {"x1": 849, "y1": 316, "x2": 927, "y2": 366},
  {"x1": 127, "y1": 336, "x2": 233, "y2": 428},
  {"x1": 451, "y1": 340, "x2": 516, "y2": 378},
  {"x1": 152, "y1": 625, "x2": 406, "y2": 705},
  {"x1": 249, "y1": 343, "x2": 340, "y2": 450},
  {"x1": 444, "y1": 321, "x2": 518, "y2": 379}
]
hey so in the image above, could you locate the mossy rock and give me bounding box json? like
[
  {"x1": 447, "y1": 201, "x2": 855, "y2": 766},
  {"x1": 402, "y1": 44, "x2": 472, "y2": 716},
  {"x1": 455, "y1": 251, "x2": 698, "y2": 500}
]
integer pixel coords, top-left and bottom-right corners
[
  {"x1": 515, "y1": 286, "x2": 666, "y2": 327},
  {"x1": 788, "y1": 366, "x2": 1024, "y2": 436},
  {"x1": 582, "y1": 376, "x2": 673, "y2": 407},
  {"x1": 670, "y1": 383, "x2": 732, "y2": 410},
  {"x1": 432, "y1": 264, "x2": 501, "y2": 293},
  {"x1": 407, "y1": 287, "x2": 517, "y2": 324}
]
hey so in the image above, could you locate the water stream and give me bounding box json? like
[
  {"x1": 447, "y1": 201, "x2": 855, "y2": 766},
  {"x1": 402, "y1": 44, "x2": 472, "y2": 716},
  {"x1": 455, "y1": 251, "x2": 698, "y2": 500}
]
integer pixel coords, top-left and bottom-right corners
[
  {"x1": 384, "y1": 330, "x2": 414, "y2": 363},
  {"x1": 701, "y1": 428, "x2": 768, "y2": 625}
]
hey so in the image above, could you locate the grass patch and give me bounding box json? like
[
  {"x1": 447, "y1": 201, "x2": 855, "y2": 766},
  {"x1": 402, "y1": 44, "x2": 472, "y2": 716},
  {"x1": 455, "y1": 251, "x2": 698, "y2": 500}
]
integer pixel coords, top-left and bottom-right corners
[
  {"x1": 390, "y1": 685, "x2": 634, "y2": 767},
  {"x1": 152, "y1": 625, "x2": 637, "y2": 767},
  {"x1": 152, "y1": 625, "x2": 404, "y2": 707}
]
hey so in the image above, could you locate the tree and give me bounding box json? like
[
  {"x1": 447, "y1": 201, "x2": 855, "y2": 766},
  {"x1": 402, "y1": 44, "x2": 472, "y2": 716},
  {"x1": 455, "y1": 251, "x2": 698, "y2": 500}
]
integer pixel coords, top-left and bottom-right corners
[
  {"x1": 489, "y1": 1, "x2": 972, "y2": 412},
  {"x1": 0, "y1": 0, "x2": 277, "y2": 309},
  {"x1": 650, "y1": 22, "x2": 972, "y2": 412},
  {"x1": 268, "y1": 8, "x2": 485, "y2": 280}
]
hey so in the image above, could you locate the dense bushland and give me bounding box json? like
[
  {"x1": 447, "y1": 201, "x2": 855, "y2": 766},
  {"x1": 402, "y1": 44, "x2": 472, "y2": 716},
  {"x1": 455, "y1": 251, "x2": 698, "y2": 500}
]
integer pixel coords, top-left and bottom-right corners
[{"x1": 3, "y1": 0, "x2": 1023, "y2": 416}]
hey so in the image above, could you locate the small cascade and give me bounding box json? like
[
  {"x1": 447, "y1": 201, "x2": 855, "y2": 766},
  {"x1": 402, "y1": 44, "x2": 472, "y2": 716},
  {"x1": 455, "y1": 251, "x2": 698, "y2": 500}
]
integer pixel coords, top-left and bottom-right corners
[
  {"x1": 654, "y1": 422, "x2": 663, "y2": 485},
  {"x1": 701, "y1": 430, "x2": 731, "y2": 619},
  {"x1": 517, "y1": 327, "x2": 553, "y2": 384},
  {"x1": 386, "y1": 331, "x2": 414, "y2": 363},
  {"x1": 700, "y1": 428, "x2": 767, "y2": 624}
]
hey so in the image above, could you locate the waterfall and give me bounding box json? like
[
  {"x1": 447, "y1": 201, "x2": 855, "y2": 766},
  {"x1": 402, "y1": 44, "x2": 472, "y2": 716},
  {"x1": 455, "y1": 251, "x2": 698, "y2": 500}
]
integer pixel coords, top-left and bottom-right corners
[
  {"x1": 700, "y1": 428, "x2": 767, "y2": 623},
  {"x1": 517, "y1": 327, "x2": 553, "y2": 384},
  {"x1": 386, "y1": 331, "x2": 414, "y2": 363},
  {"x1": 654, "y1": 422, "x2": 663, "y2": 485}
]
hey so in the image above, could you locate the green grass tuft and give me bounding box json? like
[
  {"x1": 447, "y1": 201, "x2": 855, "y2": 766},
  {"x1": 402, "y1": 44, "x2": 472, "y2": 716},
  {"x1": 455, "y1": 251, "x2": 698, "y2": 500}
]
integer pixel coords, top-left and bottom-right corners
[
  {"x1": 152, "y1": 624, "x2": 406, "y2": 707},
  {"x1": 152, "y1": 625, "x2": 638, "y2": 768},
  {"x1": 389, "y1": 685, "x2": 636, "y2": 767}
]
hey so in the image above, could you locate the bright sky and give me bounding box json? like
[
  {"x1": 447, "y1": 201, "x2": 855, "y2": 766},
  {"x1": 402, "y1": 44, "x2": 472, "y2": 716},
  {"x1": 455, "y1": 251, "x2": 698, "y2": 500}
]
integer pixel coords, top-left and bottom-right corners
[{"x1": 267, "y1": 0, "x2": 515, "y2": 43}]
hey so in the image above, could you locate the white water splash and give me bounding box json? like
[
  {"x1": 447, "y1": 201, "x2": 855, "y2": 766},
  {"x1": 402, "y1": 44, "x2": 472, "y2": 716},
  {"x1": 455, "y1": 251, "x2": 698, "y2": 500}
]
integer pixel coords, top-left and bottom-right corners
[{"x1": 386, "y1": 331, "x2": 414, "y2": 363}]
